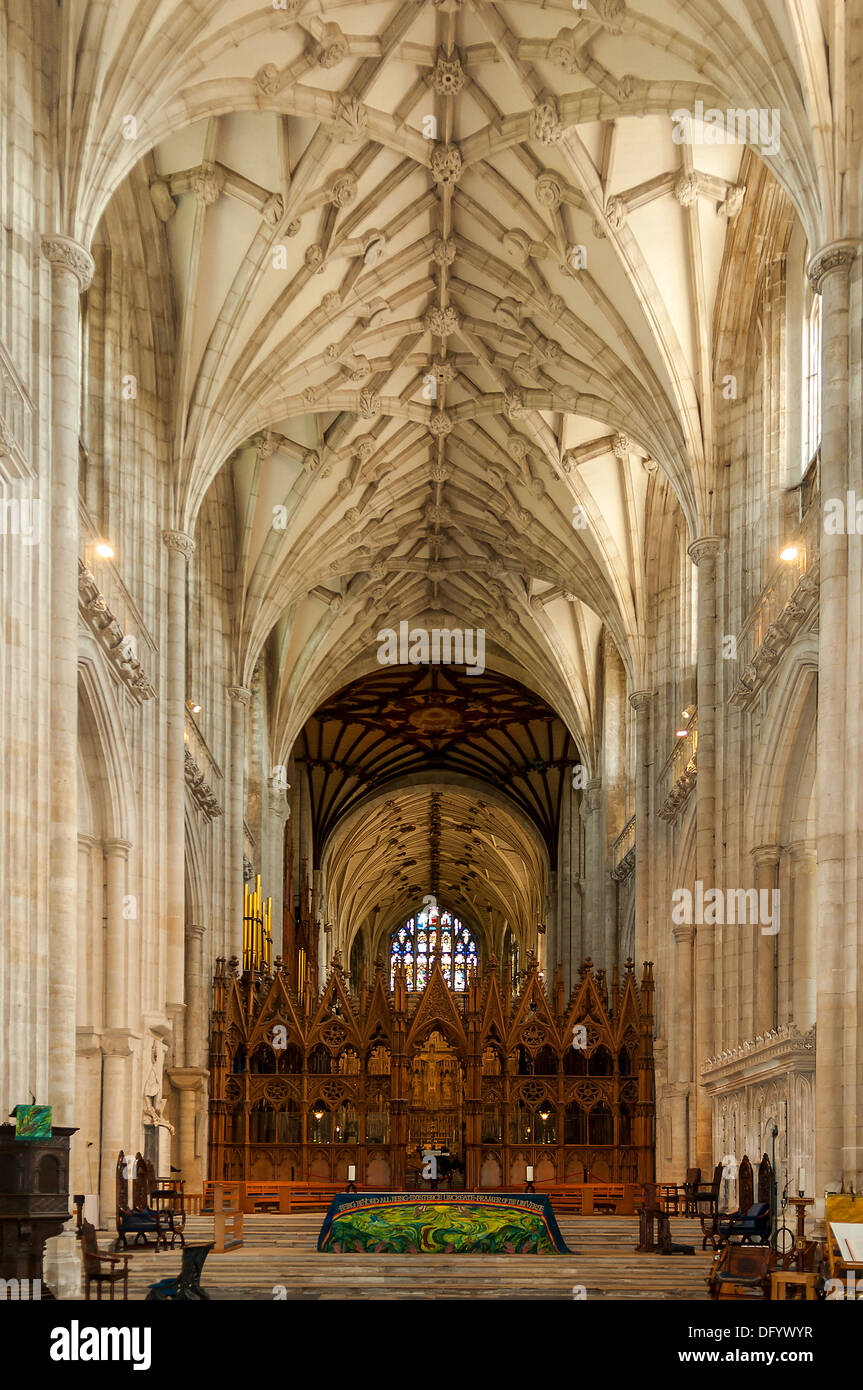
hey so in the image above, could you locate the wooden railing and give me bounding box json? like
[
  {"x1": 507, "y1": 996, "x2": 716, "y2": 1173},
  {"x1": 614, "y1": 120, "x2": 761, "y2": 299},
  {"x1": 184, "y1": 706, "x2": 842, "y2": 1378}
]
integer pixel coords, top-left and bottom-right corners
[{"x1": 197, "y1": 1180, "x2": 648, "y2": 1216}]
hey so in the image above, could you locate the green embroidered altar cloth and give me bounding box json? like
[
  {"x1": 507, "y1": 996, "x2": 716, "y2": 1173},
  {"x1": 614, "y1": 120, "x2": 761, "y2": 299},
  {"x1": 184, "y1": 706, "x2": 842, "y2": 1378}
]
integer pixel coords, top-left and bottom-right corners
[{"x1": 317, "y1": 1192, "x2": 571, "y2": 1253}]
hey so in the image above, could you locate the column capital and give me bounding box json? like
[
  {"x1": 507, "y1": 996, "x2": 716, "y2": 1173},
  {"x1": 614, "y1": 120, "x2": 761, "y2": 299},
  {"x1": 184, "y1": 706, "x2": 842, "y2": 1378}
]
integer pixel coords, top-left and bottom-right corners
[
  {"x1": 582, "y1": 777, "x2": 602, "y2": 814},
  {"x1": 687, "y1": 535, "x2": 722, "y2": 566},
  {"x1": 78, "y1": 832, "x2": 99, "y2": 852},
  {"x1": 162, "y1": 528, "x2": 196, "y2": 561},
  {"x1": 806, "y1": 238, "x2": 860, "y2": 294},
  {"x1": 227, "y1": 684, "x2": 252, "y2": 706},
  {"x1": 41, "y1": 233, "x2": 95, "y2": 291},
  {"x1": 187, "y1": 923, "x2": 206, "y2": 941},
  {"x1": 786, "y1": 840, "x2": 817, "y2": 865},
  {"x1": 628, "y1": 689, "x2": 654, "y2": 712},
  {"x1": 166, "y1": 1065, "x2": 209, "y2": 1092},
  {"x1": 103, "y1": 837, "x2": 133, "y2": 861},
  {"x1": 100, "y1": 1028, "x2": 137, "y2": 1058},
  {"x1": 672, "y1": 923, "x2": 696, "y2": 945},
  {"x1": 750, "y1": 842, "x2": 781, "y2": 869}
]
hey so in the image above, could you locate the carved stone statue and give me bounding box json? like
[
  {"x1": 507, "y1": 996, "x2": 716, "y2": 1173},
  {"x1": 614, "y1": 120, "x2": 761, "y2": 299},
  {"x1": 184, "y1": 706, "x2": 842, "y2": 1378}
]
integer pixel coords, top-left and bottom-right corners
[{"x1": 143, "y1": 1039, "x2": 175, "y2": 1134}]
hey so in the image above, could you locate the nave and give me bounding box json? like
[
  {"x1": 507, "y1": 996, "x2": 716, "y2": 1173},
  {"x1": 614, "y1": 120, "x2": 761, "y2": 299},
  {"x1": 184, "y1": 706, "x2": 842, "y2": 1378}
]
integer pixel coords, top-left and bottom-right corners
[{"x1": 1, "y1": 0, "x2": 862, "y2": 1331}]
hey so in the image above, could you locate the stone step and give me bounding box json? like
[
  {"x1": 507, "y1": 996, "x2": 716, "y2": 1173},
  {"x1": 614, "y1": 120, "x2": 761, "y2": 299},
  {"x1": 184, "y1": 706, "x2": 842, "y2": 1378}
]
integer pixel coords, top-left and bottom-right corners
[
  {"x1": 172, "y1": 1213, "x2": 706, "y2": 1252},
  {"x1": 114, "y1": 1212, "x2": 712, "y2": 1300}
]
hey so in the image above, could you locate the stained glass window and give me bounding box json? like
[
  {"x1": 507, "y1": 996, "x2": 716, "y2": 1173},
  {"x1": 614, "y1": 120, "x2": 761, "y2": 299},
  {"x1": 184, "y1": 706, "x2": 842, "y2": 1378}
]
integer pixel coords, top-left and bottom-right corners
[{"x1": 390, "y1": 904, "x2": 477, "y2": 992}]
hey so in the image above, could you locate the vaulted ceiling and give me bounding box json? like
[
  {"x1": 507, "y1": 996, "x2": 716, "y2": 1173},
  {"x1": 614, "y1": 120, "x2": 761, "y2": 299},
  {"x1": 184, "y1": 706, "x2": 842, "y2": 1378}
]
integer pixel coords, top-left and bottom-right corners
[
  {"x1": 296, "y1": 665, "x2": 578, "y2": 859},
  {"x1": 77, "y1": 0, "x2": 831, "y2": 772},
  {"x1": 74, "y1": 0, "x2": 835, "y2": 939},
  {"x1": 318, "y1": 781, "x2": 549, "y2": 961}
]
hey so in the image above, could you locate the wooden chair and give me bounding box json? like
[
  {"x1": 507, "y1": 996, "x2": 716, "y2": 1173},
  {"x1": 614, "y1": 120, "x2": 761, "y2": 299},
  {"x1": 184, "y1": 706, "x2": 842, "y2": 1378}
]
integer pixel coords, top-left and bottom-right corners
[
  {"x1": 148, "y1": 1179, "x2": 186, "y2": 1248},
  {"x1": 702, "y1": 1155, "x2": 753, "y2": 1250},
  {"x1": 79, "y1": 1219, "x2": 130, "y2": 1300},
  {"x1": 708, "y1": 1243, "x2": 772, "y2": 1300},
  {"x1": 718, "y1": 1202, "x2": 771, "y2": 1246},
  {"x1": 694, "y1": 1162, "x2": 723, "y2": 1246},
  {"x1": 756, "y1": 1153, "x2": 773, "y2": 1208},
  {"x1": 671, "y1": 1167, "x2": 700, "y2": 1217},
  {"x1": 115, "y1": 1151, "x2": 169, "y2": 1249},
  {"x1": 145, "y1": 1243, "x2": 213, "y2": 1301}
]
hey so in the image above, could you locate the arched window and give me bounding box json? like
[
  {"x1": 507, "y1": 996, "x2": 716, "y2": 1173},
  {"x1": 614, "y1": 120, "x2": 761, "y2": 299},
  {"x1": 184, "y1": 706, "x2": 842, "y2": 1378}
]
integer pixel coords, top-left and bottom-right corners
[{"x1": 390, "y1": 905, "x2": 477, "y2": 991}]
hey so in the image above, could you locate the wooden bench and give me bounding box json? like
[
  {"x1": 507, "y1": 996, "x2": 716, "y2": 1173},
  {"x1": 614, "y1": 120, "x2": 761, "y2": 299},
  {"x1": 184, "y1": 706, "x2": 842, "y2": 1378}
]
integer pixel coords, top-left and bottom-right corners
[{"x1": 212, "y1": 1182, "x2": 244, "y2": 1252}]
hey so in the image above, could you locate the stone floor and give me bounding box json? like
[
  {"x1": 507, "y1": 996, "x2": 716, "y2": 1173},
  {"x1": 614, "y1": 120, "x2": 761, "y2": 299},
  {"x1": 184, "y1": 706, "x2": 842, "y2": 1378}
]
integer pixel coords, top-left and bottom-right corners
[{"x1": 103, "y1": 1213, "x2": 713, "y2": 1300}]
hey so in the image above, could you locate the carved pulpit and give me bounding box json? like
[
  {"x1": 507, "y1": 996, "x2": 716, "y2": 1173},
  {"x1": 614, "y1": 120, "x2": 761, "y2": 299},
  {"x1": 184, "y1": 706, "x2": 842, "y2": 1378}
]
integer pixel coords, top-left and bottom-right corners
[{"x1": 0, "y1": 1121, "x2": 76, "y2": 1298}]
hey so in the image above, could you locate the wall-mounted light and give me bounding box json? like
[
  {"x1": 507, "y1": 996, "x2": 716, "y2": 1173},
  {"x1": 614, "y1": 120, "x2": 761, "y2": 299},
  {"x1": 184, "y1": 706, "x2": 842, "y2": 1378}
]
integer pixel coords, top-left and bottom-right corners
[
  {"x1": 95, "y1": 540, "x2": 114, "y2": 559},
  {"x1": 189, "y1": 702, "x2": 201, "y2": 715},
  {"x1": 312, "y1": 1102, "x2": 325, "y2": 1121},
  {"x1": 780, "y1": 545, "x2": 799, "y2": 563},
  {"x1": 675, "y1": 729, "x2": 689, "y2": 739}
]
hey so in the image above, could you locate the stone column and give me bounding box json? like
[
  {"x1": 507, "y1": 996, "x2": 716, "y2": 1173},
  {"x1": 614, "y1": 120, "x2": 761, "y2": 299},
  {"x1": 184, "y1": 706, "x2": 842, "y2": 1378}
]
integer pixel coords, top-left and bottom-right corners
[
  {"x1": 166, "y1": 1067, "x2": 209, "y2": 1188},
  {"x1": 41, "y1": 235, "x2": 94, "y2": 1123},
  {"x1": 751, "y1": 845, "x2": 780, "y2": 1034},
  {"x1": 670, "y1": 923, "x2": 695, "y2": 1172},
  {"x1": 99, "y1": 1030, "x2": 135, "y2": 1228},
  {"x1": 98, "y1": 837, "x2": 136, "y2": 1225},
  {"x1": 185, "y1": 924, "x2": 207, "y2": 1070},
  {"x1": 41, "y1": 233, "x2": 94, "y2": 1298},
  {"x1": 807, "y1": 240, "x2": 859, "y2": 1199},
  {"x1": 180, "y1": 922, "x2": 209, "y2": 1194},
  {"x1": 581, "y1": 777, "x2": 604, "y2": 965},
  {"x1": 267, "y1": 782, "x2": 290, "y2": 960},
  {"x1": 629, "y1": 691, "x2": 653, "y2": 965},
  {"x1": 162, "y1": 529, "x2": 195, "y2": 1024},
  {"x1": 104, "y1": 839, "x2": 133, "y2": 1031},
  {"x1": 788, "y1": 843, "x2": 816, "y2": 1031},
  {"x1": 688, "y1": 536, "x2": 721, "y2": 1171},
  {"x1": 228, "y1": 686, "x2": 252, "y2": 962}
]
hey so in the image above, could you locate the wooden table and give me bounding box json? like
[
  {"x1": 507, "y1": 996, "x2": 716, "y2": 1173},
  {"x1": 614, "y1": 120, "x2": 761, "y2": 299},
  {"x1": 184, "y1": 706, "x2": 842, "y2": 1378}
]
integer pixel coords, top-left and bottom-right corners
[{"x1": 770, "y1": 1271, "x2": 819, "y2": 1300}]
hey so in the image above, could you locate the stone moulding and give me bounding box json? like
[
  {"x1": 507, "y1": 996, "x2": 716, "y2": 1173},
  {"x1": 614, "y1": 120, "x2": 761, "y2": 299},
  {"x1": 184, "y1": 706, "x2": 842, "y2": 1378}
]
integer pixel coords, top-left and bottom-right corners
[
  {"x1": 701, "y1": 1023, "x2": 815, "y2": 1087},
  {"x1": 184, "y1": 747, "x2": 222, "y2": 822},
  {"x1": 0, "y1": 339, "x2": 35, "y2": 481},
  {"x1": 657, "y1": 759, "x2": 696, "y2": 822},
  {"x1": 728, "y1": 562, "x2": 820, "y2": 711},
  {"x1": 78, "y1": 560, "x2": 156, "y2": 701}
]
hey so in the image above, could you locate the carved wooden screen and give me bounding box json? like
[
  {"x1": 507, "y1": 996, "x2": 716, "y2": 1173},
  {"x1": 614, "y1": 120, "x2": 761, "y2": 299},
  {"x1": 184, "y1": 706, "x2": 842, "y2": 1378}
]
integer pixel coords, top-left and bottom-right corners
[{"x1": 208, "y1": 954, "x2": 656, "y2": 1188}]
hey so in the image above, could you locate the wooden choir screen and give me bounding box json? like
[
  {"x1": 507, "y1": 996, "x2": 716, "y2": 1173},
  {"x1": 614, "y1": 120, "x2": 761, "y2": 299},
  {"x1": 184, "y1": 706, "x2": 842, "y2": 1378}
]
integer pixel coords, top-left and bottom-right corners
[{"x1": 208, "y1": 953, "x2": 656, "y2": 1189}]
